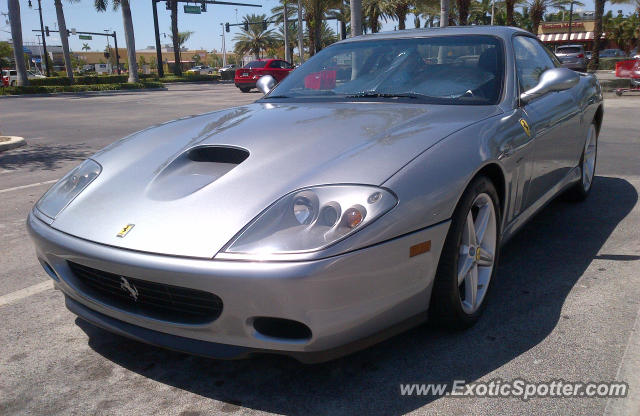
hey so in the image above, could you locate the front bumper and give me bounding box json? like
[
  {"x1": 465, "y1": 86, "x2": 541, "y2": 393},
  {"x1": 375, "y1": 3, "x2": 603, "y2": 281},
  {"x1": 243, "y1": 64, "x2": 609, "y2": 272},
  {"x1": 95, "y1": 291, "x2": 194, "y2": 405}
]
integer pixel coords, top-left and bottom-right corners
[{"x1": 28, "y1": 212, "x2": 449, "y2": 362}]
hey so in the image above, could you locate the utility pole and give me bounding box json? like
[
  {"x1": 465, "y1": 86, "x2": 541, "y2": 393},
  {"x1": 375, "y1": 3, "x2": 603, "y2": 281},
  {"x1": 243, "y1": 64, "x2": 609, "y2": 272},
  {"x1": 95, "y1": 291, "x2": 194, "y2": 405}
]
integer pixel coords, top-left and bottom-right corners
[
  {"x1": 296, "y1": 0, "x2": 304, "y2": 63},
  {"x1": 220, "y1": 23, "x2": 227, "y2": 66},
  {"x1": 30, "y1": 0, "x2": 50, "y2": 76},
  {"x1": 350, "y1": 0, "x2": 362, "y2": 37},
  {"x1": 283, "y1": 0, "x2": 290, "y2": 63},
  {"x1": 152, "y1": 0, "x2": 164, "y2": 77}
]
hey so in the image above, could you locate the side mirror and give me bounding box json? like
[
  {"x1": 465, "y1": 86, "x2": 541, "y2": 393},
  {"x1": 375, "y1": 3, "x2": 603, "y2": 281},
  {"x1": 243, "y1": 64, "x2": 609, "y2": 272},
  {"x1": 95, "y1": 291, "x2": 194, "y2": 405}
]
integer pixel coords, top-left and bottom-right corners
[
  {"x1": 520, "y1": 68, "x2": 579, "y2": 104},
  {"x1": 257, "y1": 75, "x2": 276, "y2": 95}
]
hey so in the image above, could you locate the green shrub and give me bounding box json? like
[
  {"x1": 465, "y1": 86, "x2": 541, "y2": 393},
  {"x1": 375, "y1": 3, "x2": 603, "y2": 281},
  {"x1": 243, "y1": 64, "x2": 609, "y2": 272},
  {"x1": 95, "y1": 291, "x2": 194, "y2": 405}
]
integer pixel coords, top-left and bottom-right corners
[
  {"x1": 597, "y1": 57, "x2": 629, "y2": 71},
  {"x1": 1, "y1": 81, "x2": 164, "y2": 95}
]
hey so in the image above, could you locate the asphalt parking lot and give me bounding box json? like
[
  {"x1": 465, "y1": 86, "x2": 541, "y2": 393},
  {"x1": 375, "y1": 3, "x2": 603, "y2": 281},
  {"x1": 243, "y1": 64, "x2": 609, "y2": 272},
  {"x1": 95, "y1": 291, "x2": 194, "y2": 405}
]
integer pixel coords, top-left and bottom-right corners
[{"x1": 1, "y1": 84, "x2": 639, "y2": 415}]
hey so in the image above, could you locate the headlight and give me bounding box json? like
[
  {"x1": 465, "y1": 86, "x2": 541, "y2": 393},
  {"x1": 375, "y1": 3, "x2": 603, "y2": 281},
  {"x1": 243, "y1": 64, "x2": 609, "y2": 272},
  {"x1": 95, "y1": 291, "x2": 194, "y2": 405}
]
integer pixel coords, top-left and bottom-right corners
[
  {"x1": 224, "y1": 185, "x2": 397, "y2": 255},
  {"x1": 35, "y1": 159, "x2": 102, "y2": 219}
]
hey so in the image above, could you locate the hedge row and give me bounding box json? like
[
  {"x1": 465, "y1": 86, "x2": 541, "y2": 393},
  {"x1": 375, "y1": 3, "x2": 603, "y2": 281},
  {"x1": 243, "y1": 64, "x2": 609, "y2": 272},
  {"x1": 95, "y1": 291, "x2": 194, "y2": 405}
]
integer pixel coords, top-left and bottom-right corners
[
  {"x1": 28, "y1": 73, "x2": 218, "y2": 86},
  {"x1": 597, "y1": 57, "x2": 630, "y2": 71},
  {"x1": 1, "y1": 81, "x2": 164, "y2": 95}
]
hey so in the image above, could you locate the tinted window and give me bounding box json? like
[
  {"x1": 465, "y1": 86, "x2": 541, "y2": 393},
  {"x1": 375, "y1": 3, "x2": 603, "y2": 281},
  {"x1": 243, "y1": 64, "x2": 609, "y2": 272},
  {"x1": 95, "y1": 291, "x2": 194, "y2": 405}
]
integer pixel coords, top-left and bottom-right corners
[
  {"x1": 513, "y1": 36, "x2": 557, "y2": 92},
  {"x1": 557, "y1": 47, "x2": 582, "y2": 54},
  {"x1": 266, "y1": 35, "x2": 505, "y2": 105},
  {"x1": 245, "y1": 61, "x2": 267, "y2": 69}
]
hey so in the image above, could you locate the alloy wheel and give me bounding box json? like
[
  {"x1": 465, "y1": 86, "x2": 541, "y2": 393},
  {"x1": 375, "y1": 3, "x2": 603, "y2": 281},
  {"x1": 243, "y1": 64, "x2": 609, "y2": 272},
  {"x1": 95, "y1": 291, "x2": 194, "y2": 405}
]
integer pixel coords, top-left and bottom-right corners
[{"x1": 457, "y1": 193, "x2": 497, "y2": 314}]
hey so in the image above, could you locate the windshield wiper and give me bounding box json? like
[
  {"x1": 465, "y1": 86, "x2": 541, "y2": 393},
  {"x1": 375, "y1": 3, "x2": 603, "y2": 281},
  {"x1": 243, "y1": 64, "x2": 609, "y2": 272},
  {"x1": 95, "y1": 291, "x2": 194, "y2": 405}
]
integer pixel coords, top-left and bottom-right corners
[{"x1": 344, "y1": 92, "x2": 424, "y2": 100}]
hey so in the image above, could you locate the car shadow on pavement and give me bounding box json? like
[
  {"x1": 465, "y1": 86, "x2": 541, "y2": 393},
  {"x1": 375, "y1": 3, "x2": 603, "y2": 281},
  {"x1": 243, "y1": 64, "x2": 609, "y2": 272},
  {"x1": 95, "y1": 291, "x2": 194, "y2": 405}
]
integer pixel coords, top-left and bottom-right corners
[
  {"x1": 0, "y1": 143, "x2": 92, "y2": 172},
  {"x1": 78, "y1": 175, "x2": 637, "y2": 416}
]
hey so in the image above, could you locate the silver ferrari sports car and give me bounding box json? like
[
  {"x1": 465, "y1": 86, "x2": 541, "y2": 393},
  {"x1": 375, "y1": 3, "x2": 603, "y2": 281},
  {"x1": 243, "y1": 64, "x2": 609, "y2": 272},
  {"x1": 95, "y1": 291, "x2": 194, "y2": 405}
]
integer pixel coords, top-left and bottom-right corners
[{"x1": 28, "y1": 26, "x2": 603, "y2": 362}]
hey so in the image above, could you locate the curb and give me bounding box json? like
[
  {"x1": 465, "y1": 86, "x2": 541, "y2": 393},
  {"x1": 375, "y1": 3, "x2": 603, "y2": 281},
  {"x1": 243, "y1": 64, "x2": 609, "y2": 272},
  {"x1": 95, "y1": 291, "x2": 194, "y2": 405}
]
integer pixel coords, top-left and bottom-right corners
[
  {"x1": 0, "y1": 87, "x2": 167, "y2": 98},
  {"x1": 0, "y1": 136, "x2": 26, "y2": 152}
]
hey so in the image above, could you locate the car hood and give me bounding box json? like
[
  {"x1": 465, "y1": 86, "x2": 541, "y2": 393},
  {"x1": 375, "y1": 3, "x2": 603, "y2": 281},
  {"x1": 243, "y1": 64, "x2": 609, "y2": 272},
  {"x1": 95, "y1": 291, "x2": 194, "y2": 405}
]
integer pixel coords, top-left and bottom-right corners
[{"x1": 51, "y1": 102, "x2": 501, "y2": 258}]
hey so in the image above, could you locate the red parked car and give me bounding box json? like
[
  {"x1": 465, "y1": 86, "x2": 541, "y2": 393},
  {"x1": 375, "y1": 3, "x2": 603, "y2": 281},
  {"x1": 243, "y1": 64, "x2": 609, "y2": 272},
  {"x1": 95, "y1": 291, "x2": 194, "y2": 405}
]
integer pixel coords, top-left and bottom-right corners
[{"x1": 234, "y1": 59, "x2": 294, "y2": 93}]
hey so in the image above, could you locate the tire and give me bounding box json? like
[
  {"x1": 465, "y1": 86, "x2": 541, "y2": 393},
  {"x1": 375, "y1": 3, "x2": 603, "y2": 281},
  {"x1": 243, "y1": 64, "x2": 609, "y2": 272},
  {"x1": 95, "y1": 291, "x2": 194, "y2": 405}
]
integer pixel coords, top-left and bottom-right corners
[
  {"x1": 429, "y1": 176, "x2": 501, "y2": 328},
  {"x1": 565, "y1": 123, "x2": 598, "y2": 202},
  {"x1": 240, "y1": 87, "x2": 251, "y2": 93}
]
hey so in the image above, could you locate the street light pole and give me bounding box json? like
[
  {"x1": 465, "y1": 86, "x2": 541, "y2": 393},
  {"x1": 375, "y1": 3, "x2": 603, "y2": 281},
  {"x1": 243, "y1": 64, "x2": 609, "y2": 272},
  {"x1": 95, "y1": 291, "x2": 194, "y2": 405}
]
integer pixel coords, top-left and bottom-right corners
[
  {"x1": 296, "y1": 0, "x2": 304, "y2": 63},
  {"x1": 283, "y1": 0, "x2": 290, "y2": 63},
  {"x1": 567, "y1": 1, "x2": 575, "y2": 43},
  {"x1": 113, "y1": 31, "x2": 121, "y2": 74},
  {"x1": 220, "y1": 23, "x2": 227, "y2": 67}
]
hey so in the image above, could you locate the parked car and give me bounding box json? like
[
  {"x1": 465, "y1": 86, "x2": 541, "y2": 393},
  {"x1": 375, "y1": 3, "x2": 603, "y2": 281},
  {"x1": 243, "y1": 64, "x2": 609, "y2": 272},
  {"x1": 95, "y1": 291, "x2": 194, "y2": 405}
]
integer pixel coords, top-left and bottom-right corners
[
  {"x1": 234, "y1": 59, "x2": 293, "y2": 92},
  {"x1": 555, "y1": 44, "x2": 587, "y2": 71},
  {"x1": 186, "y1": 65, "x2": 215, "y2": 75},
  {"x1": 599, "y1": 49, "x2": 626, "y2": 58},
  {"x1": 2, "y1": 69, "x2": 46, "y2": 86},
  {"x1": 217, "y1": 64, "x2": 236, "y2": 73},
  {"x1": 28, "y1": 27, "x2": 603, "y2": 363}
]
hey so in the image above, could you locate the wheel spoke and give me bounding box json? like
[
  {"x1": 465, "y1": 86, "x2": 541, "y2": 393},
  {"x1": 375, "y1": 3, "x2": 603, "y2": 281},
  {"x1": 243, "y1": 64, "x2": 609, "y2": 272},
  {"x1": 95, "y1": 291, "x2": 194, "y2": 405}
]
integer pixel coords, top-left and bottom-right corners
[
  {"x1": 477, "y1": 247, "x2": 494, "y2": 267},
  {"x1": 458, "y1": 256, "x2": 474, "y2": 285},
  {"x1": 465, "y1": 211, "x2": 476, "y2": 246},
  {"x1": 474, "y1": 204, "x2": 491, "y2": 244},
  {"x1": 464, "y1": 265, "x2": 478, "y2": 308}
]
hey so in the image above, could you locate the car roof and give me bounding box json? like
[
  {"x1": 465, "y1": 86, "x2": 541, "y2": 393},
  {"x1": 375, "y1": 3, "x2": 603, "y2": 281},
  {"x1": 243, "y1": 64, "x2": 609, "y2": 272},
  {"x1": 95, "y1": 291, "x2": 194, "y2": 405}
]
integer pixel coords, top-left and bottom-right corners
[{"x1": 339, "y1": 25, "x2": 531, "y2": 43}]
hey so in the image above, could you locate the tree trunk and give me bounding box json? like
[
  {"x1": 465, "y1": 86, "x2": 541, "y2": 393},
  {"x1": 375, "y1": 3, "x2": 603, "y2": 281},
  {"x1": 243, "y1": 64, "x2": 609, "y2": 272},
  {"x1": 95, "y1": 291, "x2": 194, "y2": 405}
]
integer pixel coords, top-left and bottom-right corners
[
  {"x1": 171, "y1": 1, "x2": 181, "y2": 76},
  {"x1": 120, "y1": 0, "x2": 139, "y2": 83},
  {"x1": 589, "y1": 0, "x2": 605, "y2": 71},
  {"x1": 7, "y1": 0, "x2": 28, "y2": 86},
  {"x1": 397, "y1": 5, "x2": 408, "y2": 30},
  {"x1": 54, "y1": 0, "x2": 74, "y2": 81},
  {"x1": 314, "y1": 0, "x2": 323, "y2": 53},
  {"x1": 457, "y1": 0, "x2": 470, "y2": 25},
  {"x1": 505, "y1": 0, "x2": 515, "y2": 26}
]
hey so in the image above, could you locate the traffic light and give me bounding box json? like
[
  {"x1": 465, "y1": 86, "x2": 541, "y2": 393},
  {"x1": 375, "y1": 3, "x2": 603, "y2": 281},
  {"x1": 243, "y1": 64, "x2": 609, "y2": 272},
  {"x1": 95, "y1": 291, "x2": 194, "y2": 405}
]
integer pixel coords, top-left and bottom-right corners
[
  {"x1": 243, "y1": 22, "x2": 249, "y2": 31},
  {"x1": 200, "y1": 1, "x2": 206, "y2": 12},
  {"x1": 104, "y1": 51, "x2": 110, "y2": 58},
  {"x1": 225, "y1": 23, "x2": 230, "y2": 33},
  {"x1": 45, "y1": 26, "x2": 50, "y2": 37}
]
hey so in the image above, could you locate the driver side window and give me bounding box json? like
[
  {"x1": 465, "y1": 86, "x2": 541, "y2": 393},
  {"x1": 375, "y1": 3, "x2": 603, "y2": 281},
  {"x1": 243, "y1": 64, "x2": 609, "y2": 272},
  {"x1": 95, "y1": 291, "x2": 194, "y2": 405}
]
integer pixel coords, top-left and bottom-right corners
[{"x1": 513, "y1": 36, "x2": 556, "y2": 92}]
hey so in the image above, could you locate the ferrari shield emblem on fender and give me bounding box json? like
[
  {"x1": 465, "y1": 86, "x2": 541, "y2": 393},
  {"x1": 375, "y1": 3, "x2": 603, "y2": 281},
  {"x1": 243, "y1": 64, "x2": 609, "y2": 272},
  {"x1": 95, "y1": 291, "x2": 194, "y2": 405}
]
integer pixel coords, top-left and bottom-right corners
[
  {"x1": 520, "y1": 118, "x2": 531, "y2": 137},
  {"x1": 117, "y1": 224, "x2": 135, "y2": 238}
]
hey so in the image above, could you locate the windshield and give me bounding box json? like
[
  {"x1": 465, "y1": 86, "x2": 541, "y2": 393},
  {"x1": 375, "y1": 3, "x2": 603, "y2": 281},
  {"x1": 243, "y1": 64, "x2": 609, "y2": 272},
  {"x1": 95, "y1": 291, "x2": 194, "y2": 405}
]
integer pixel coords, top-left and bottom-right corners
[
  {"x1": 265, "y1": 35, "x2": 504, "y2": 105},
  {"x1": 245, "y1": 61, "x2": 267, "y2": 69}
]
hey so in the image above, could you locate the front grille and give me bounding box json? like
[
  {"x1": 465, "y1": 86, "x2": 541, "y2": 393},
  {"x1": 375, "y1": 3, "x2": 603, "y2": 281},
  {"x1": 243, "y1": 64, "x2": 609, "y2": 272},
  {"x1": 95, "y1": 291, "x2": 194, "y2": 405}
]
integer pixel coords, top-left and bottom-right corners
[{"x1": 67, "y1": 262, "x2": 223, "y2": 324}]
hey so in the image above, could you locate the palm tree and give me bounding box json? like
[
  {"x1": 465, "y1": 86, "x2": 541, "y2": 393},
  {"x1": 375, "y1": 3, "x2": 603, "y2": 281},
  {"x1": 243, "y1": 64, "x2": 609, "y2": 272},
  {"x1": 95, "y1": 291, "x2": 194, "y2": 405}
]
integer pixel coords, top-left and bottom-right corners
[
  {"x1": 7, "y1": 0, "x2": 28, "y2": 85},
  {"x1": 54, "y1": 0, "x2": 75, "y2": 80},
  {"x1": 588, "y1": 0, "x2": 605, "y2": 70},
  {"x1": 327, "y1": 1, "x2": 350, "y2": 39},
  {"x1": 387, "y1": 0, "x2": 412, "y2": 30},
  {"x1": 169, "y1": 31, "x2": 194, "y2": 49},
  {"x1": 95, "y1": 0, "x2": 138, "y2": 82},
  {"x1": 82, "y1": 43, "x2": 91, "y2": 51},
  {"x1": 527, "y1": 0, "x2": 578, "y2": 35},
  {"x1": 505, "y1": 0, "x2": 516, "y2": 24},
  {"x1": 275, "y1": 23, "x2": 299, "y2": 60},
  {"x1": 363, "y1": 0, "x2": 388, "y2": 32},
  {"x1": 305, "y1": 21, "x2": 337, "y2": 49},
  {"x1": 233, "y1": 14, "x2": 276, "y2": 59}
]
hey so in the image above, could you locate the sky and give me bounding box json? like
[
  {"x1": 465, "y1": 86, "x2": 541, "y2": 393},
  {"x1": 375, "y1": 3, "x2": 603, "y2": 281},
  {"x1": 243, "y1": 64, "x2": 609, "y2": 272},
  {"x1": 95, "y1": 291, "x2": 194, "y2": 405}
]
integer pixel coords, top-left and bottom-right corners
[{"x1": 0, "y1": 0, "x2": 636, "y2": 54}]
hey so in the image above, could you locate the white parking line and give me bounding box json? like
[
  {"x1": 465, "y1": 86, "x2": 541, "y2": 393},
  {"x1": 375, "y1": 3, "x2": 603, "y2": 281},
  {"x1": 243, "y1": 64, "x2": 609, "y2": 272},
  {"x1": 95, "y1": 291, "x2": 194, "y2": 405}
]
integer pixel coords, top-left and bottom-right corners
[
  {"x1": 0, "y1": 281, "x2": 53, "y2": 307},
  {"x1": 0, "y1": 179, "x2": 58, "y2": 194}
]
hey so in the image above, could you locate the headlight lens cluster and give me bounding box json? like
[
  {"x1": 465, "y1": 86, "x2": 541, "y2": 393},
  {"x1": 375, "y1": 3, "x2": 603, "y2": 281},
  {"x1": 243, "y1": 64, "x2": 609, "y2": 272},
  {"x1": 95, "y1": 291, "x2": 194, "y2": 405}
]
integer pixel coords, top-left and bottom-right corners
[
  {"x1": 225, "y1": 185, "x2": 397, "y2": 254},
  {"x1": 36, "y1": 159, "x2": 102, "y2": 219}
]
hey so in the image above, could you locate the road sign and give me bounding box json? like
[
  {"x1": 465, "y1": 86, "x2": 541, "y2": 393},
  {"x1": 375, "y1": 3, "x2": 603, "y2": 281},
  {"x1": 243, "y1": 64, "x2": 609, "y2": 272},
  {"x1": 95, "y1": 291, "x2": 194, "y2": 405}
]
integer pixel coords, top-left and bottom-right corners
[
  {"x1": 79, "y1": 35, "x2": 92, "y2": 40},
  {"x1": 184, "y1": 5, "x2": 201, "y2": 14}
]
